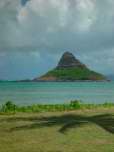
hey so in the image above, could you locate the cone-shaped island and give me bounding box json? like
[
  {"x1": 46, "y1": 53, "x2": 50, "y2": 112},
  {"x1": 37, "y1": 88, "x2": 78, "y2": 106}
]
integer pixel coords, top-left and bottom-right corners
[{"x1": 33, "y1": 52, "x2": 106, "y2": 82}]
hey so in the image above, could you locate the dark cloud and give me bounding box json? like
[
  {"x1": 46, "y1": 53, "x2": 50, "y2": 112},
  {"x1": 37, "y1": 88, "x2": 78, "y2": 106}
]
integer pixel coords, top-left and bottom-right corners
[{"x1": 21, "y1": 0, "x2": 30, "y2": 6}]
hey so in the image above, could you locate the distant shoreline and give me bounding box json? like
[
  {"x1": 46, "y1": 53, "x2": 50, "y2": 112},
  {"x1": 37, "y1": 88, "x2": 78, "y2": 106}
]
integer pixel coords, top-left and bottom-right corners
[{"x1": 0, "y1": 79, "x2": 111, "y2": 83}]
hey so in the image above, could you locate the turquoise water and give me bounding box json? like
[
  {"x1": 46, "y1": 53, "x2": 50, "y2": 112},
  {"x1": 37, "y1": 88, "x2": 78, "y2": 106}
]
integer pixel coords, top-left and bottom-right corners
[{"x1": 0, "y1": 82, "x2": 114, "y2": 105}]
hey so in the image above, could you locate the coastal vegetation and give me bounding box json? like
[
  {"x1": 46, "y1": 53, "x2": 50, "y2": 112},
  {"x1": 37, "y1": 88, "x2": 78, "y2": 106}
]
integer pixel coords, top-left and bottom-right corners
[{"x1": 0, "y1": 101, "x2": 114, "y2": 113}]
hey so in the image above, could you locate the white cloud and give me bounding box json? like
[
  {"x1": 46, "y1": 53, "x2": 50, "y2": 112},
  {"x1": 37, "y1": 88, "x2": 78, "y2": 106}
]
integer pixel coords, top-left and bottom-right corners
[
  {"x1": 17, "y1": 0, "x2": 96, "y2": 32},
  {"x1": 0, "y1": 0, "x2": 114, "y2": 51}
]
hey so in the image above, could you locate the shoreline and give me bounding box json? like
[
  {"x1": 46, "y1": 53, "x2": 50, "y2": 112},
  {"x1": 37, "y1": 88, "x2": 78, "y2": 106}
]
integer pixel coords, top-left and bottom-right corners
[{"x1": 0, "y1": 79, "x2": 111, "y2": 83}]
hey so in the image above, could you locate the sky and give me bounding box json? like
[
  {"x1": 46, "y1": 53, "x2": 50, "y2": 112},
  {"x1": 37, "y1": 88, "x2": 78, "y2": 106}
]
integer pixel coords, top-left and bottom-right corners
[{"x1": 0, "y1": 0, "x2": 114, "y2": 80}]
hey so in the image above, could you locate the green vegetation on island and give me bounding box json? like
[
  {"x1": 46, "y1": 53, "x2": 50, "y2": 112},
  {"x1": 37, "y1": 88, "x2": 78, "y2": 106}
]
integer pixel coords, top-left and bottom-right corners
[{"x1": 44, "y1": 67, "x2": 105, "y2": 81}]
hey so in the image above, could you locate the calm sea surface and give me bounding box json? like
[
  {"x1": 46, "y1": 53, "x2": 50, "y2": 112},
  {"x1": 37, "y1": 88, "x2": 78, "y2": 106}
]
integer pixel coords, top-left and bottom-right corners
[{"x1": 0, "y1": 82, "x2": 114, "y2": 105}]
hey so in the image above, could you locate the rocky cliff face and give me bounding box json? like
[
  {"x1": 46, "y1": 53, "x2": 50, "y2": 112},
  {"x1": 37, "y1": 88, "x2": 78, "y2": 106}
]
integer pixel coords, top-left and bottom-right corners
[
  {"x1": 56, "y1": 52, "x2": 87, "y2": 69},
  {"x1": 33, "y1": 51, "x2": 106, "y2": 82}
]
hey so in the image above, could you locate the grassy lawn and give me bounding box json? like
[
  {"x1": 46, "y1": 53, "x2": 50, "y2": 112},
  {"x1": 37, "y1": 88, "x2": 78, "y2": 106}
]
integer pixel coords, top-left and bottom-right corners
[{"x1": 0, "y1": 108, "x2": 114, "y2": 152}]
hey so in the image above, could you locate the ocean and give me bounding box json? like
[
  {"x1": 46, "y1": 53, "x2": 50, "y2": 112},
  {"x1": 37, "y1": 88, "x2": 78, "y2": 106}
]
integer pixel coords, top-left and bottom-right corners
[{"x1": 0, "y1": 82, "x2": 114, "y2": 105}]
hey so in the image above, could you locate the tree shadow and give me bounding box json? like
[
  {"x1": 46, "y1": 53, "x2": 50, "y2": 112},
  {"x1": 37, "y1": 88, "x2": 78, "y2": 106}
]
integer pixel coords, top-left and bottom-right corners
[{"x1": 6, "y1": 113, "x2": 114, "y2": 134}]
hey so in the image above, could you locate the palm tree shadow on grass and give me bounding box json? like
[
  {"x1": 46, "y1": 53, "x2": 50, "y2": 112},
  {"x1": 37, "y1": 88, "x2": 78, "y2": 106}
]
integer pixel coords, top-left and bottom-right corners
[{"x1": 8, "y1": 114, "x2": 114, "y2": 134}]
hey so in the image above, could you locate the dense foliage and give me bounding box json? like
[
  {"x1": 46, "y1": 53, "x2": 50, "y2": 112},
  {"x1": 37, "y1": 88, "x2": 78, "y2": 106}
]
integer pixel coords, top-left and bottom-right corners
[{"x1": 45, "y1": 67, "x2": 105, "y2": 80}]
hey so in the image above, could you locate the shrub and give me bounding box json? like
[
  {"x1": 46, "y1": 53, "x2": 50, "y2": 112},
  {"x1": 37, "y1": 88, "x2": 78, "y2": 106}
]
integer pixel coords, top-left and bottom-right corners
[
  {"x1": 1, "y1": 101, "x2": 16, "y2": 112},
  {"x1": 70, "y1": 100, "x2": 82, "y2": 109}
]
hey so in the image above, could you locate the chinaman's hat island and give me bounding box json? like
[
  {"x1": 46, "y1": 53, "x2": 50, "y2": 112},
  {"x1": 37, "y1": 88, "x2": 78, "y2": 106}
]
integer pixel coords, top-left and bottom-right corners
[{"x1": 33, "y1": 52, "x2": 107, "y2": 82}]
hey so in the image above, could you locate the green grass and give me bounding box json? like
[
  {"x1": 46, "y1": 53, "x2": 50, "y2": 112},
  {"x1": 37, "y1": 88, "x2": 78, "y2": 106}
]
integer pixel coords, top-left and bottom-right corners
[
  {"x1": 0, "y1": 108, "x2": 114, "y2": 152},
  {"x1": 44, "y1": 67, "x2": 106, "y2": 80},
  {"x1": 1, "y1": 101, "x2": 114, "y2": 113}
]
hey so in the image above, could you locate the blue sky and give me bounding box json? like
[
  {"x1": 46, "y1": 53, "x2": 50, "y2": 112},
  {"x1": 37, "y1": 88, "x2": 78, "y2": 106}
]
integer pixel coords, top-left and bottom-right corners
[{"x1": 0, "y1": 0, "x2": 114, "y2": 80}]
